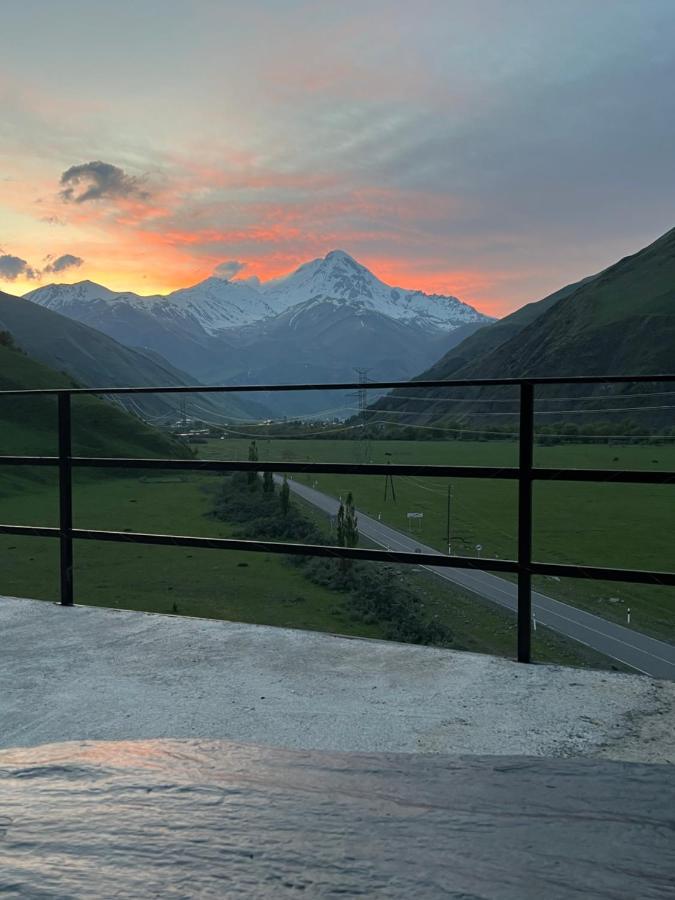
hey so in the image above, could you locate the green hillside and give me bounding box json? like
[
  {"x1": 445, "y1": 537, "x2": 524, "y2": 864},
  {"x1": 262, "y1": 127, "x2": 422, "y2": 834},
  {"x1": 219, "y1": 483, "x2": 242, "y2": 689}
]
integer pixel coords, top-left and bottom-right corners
[
  {"x1": 379, "y1": 227, "x2": 675, "y2": 424},
  {"x1": 0, "y1": 336, "x2": 186, "y2": 460},
  {"x1": 0, "y1": 290, "x2": 269, "y2": 423},
  {"x1": 421, "y1": 276, "x2": 596, "y2": 381}
]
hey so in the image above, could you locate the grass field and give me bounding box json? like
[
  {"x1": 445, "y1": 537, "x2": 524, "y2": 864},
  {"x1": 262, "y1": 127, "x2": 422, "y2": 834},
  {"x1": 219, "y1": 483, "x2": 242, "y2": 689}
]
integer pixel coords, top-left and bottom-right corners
[
  {"x1": 0, "y1": 462, "x2": 621, "y2": 669},
  {"x1": 200, "y1": 438, "x2": 675, "y2": 642},
  {"x1": 2, "y1": 340, "x2": 659, "y2": 667},
  {"x1": 0, "y1": 471, "x2": 386, "y2": 639}
]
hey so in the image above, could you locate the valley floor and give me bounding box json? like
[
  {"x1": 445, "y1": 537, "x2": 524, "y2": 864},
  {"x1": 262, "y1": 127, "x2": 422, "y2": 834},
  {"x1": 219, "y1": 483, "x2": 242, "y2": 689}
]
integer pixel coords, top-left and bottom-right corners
[
  {"x1": 201, "y1": 437, "x2": 675, "y2": 644},
  {"x1": 0, "y1": 467, "x2": 621, "y2": 670},
  {"x1": 1, "y1": 438, "x2": 672, "y2": 672}
]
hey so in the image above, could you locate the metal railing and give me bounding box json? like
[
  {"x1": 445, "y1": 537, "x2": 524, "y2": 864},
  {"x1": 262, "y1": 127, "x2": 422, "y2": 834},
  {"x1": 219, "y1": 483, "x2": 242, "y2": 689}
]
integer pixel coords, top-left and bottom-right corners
[{"x1": 1, "y1": 374, "x2": 674, "y2": 664}]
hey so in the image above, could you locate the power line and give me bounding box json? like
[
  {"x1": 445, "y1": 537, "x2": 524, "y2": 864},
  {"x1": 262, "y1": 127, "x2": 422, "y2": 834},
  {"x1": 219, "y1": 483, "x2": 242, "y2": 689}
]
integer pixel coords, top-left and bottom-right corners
[
  {"x1": 374, "y1": 389, "x2": 675, "y2": 404},
  {"x1": 371, "y1": 404, "x2": 675, "y2": 417}
]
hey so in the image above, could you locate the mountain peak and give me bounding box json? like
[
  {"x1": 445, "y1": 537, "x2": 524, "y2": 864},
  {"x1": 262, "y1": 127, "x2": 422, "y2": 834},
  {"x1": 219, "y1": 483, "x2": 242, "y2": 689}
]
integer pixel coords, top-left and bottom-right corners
[
  {"x1": 260, "y1": 251, "x2": 490, "y2": 331},
  {"x1": 321, "y1": 250, "x2": 368, "y2": 277},
  {"x1": 24, "y1": 279, "x2": 120, "y2": 305},
  {"x1": 323, "y1": 249, "x2": 358, "y2": 264}
]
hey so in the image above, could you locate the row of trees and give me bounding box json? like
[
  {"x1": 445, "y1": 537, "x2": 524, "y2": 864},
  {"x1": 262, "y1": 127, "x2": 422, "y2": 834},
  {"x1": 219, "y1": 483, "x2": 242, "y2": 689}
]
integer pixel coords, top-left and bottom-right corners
[
  {"x1": 245, "y1": 441, "x2": 358, "y2": 548},
  {"x1": 246, "y1": 440, "x2": 291, "y2": 514},
  {"x1": 213, "y1": 449, "x2": 450, "y2": 646}
]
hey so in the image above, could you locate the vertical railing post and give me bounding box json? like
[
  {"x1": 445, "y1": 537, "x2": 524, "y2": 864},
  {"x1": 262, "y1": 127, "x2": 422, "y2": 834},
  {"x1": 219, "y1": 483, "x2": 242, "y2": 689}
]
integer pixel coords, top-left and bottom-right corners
[
  {"x1": 58, "y1": 392, "x2": 74, "y2": 606},
  {"x1": 517, "y1": 381, "x2": 534, "y2": 662}
]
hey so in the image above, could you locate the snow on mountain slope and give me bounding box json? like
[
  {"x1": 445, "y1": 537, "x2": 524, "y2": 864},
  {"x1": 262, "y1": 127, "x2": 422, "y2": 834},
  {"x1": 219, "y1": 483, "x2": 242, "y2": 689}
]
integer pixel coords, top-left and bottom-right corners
[
  {"x1": 23, "y1": 254, "x2": 493, "y2": 413},
  {"x1": 260, "y1": 250, "x2": 491, "y2": 331},
  {"x1": 166, "y1": 277, "x2": 277, "y2": 332},
  {"x1": 25, "y1": 251, "x2": 491, "y2": 338},
  {"x1": 26, "y1": 278, "x2": 277, "y2": 336},
  {"x1": 23, "y1": 280, "x2": 135, "y2": 313}
]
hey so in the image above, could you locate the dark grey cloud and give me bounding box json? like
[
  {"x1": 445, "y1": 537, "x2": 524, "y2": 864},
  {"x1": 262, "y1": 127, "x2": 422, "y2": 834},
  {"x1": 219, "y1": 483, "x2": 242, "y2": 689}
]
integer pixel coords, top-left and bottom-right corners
[
  {"x1": 59, "y1": 160, "x2": 149, "y2": 203},
  {"x1": 43, "y1": 253, "x2": 84, "y2": 274},
  {"x1": 212, "y1": 260, "x2": 246, "y2": 280},
  {"x1": 0, "y1": 254, "x2": 38, "y2": 281}
]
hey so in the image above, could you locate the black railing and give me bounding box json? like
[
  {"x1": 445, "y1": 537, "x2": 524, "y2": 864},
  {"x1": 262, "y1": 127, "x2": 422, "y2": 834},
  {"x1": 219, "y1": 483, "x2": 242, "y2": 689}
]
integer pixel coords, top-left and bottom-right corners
[{"x1": 1, "y1": 374, "x2": 674, "y2": 665}]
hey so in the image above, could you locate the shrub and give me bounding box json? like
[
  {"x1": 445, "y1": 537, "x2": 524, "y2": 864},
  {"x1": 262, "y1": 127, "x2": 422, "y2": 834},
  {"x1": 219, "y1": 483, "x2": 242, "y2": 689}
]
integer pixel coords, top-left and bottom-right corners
[{"x1": 213, "y1": 474, "x2": 452, "y2": 648}]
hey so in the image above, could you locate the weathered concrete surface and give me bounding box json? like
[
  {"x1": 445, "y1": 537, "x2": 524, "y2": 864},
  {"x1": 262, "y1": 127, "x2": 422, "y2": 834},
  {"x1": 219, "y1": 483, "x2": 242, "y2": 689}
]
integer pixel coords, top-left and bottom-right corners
[
  {"x1": 1, "y1": 596, "x2": 674, "y2": 761},
  {"x1": 1, "y1": 739, "x2": 674, "y2": 898}
]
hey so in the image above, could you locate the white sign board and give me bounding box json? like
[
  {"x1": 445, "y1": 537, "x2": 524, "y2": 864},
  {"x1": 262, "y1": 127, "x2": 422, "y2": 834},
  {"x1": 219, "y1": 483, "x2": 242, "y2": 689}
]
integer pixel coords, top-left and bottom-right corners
[{"x1": 407, "y1": 512, "x2": 424, "y2": 519}]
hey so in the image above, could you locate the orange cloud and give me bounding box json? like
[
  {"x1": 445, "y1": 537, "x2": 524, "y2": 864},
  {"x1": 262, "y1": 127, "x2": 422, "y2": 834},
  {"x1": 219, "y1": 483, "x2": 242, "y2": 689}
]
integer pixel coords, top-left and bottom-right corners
[{"x1": 1, "y1": 131, "x2": 525, "y2": 314}]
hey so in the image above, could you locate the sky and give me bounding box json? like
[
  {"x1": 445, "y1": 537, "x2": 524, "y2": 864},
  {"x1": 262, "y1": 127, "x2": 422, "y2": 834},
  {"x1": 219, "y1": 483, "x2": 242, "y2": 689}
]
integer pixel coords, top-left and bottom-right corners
[{"x1": 1, "y1": 0, "x2": 674, "y2": 317}]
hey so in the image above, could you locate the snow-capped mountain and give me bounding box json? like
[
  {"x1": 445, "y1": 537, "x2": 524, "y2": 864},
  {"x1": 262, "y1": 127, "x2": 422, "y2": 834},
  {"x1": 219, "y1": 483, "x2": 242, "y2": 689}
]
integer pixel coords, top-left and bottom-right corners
[
  {"x1": 23, "y1": 251, "x2": 494, "y2": 414},
  {"x1": 24, "y1": 279, "x2": 133, "y2": 311},
  {"x1": 25, "y1": 277, "x2": 277, "y2": 337},
  {"x1": 166, "y1": 278, "x2": 278, "y2": 333},
  {"x1": 25, "y1": 250, "x2": 491, "y2": 339},
  {"x1": 261, "y1": 250, "x2": 485, "y2": 332}
]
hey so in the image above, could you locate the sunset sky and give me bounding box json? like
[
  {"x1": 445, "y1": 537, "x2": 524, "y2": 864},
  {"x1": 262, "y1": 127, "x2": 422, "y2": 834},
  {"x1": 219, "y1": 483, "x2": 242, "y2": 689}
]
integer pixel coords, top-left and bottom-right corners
[{"x1": 1, "y1": 0, "x2": 674, "y2": 316}]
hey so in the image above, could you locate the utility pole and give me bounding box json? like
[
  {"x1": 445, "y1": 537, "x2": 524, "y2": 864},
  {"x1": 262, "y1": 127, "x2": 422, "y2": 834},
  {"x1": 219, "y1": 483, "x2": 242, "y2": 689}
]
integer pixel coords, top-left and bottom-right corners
[
  {"x1": 383, "y1": 451, "x2": 397, "y2": 503},
  {"x1": 447, "y1": 483, "x2": 453, "y2": 555}
]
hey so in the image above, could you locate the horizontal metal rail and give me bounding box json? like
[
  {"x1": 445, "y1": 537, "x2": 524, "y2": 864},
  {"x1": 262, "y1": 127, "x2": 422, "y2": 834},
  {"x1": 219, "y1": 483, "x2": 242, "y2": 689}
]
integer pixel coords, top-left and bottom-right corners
[
  {"x1": 0, "y1": 372, "x2": 674, "y2": 397},
  {"x1": 1, "y1": 524, "x2": 673, "y2": 587},
  {"x1": 1, "y1": 374, "x2": 673, "y2": 668},
  {"x1": 1, "y1": 455, "x2": 674, "y2": 484}
]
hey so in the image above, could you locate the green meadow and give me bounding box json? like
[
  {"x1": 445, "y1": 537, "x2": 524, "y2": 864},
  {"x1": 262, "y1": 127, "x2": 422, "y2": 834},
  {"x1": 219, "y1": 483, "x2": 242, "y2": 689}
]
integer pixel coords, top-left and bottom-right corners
[
  {"x1": 0, "y1": 459, "x2": 619, "y2": 670},
  {"x1": 200, "y1": 437, "x2": 675, "y2": 643}
]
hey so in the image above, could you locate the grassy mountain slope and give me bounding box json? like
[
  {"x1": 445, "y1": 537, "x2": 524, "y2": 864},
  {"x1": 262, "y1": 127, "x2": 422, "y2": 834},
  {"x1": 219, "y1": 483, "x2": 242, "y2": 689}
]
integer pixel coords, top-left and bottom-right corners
[
  {"x1": 0, "y1": 337, "x2": 186, "y2": 459},
  {"x1": 23, "y1": 281, "x2": 227, "y2": 377},
  {"x1": 379, "y1": 227, "x2": 675, "y2": 424},
  {"x1": 0, "y1": 290, "x2": 268, "y2": 423},
  {"x1": 420, "y1": 276, "x2": 595, "y2": 380}
]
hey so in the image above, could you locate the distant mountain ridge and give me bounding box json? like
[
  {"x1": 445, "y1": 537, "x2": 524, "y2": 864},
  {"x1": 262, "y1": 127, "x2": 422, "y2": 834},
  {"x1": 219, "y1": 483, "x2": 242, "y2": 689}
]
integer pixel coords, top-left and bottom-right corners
[
  {"x1": 26, "y1": 250, "x2": 487, "y2": 336},
  {"x1": 24, "y1": 251, "x2": 493, "y2": 416},
  {"x1": 0, "y1": 289, "x2": 269, "y2": 423},
  {"x1": 376, "y1": 227, "x2": 675, "y2": 425},
  {"x1": 23, "y1": 278, "x2": 276, "y2": 335},
  {"x1": 0, "y1": 334, "x2": 186, "y2": 461}
]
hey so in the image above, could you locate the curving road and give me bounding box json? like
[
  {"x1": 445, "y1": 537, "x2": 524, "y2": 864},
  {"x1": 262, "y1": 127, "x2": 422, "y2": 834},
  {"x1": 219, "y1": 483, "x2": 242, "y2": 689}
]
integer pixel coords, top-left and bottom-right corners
[{"x1": 283, "y1": 477, "x2": 675, "y2": 680}]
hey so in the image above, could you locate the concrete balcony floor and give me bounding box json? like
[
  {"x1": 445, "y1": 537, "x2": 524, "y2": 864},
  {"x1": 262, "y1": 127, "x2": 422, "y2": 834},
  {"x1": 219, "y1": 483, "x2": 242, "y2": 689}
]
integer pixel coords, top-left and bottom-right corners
[{"x1": 1, "y1": 595, "x2": 674, "y2": 761}]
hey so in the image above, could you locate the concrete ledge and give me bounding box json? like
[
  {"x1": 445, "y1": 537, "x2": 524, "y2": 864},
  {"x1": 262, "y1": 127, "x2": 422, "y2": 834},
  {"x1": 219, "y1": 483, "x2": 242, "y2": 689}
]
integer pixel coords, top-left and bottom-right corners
[
  {"x1": 1, "y1": 739, "x2": 674, "y2": 898},
  {"x1": 2, "y1": 596, "x2": 674, "y2": 760}
]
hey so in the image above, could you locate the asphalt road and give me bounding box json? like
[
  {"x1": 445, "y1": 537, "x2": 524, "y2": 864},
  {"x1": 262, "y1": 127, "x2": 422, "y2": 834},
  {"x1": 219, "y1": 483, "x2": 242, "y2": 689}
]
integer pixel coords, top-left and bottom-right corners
[{"x1": 284, "y1": 477, "x2": 675, "y2": 680}]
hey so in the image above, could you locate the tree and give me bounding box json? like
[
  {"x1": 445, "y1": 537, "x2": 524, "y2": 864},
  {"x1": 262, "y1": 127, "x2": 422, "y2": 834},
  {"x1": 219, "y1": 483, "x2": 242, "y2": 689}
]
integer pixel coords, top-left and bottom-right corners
[
  {"x1": 344, "y1": 492, "x2": 359, "y2": 548},
  {"x1": 263, "y1": 469, "x2": 274, "y2": 493},
  {"x1": 336, "y1": 501, "x2": 346, "y2": 547},
  {"x1": 247, "y1": 440, "x2": 259, "y2": 487},
  {"x1": 280, "y1": 475, "x2": 290, "y2": 516},
  {"x1": 336, "y1": 492, "x2": 358, "y2": 574}
]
